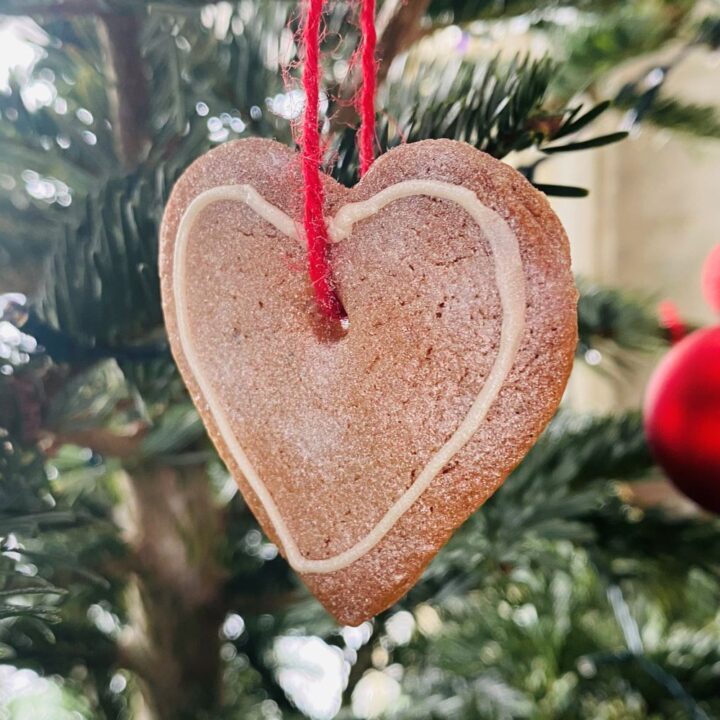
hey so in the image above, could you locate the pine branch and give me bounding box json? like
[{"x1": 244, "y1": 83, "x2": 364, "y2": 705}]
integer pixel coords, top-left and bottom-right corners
[
  {"x1": 577, "y1": 280, "x2": 665, "y2": 361},
  {"x1": 607, "y1": 18, "x2": 720, "y2": 141},
  {"x1": 0, "y1": 426, "x2": 115, "y2": 627},
  {"x1": 408, "y1": 411, "x2": 654, "y2": 607},
  {"x1": 551, "y1": 1, "x2": 697, "y2": 99},
  {"x1": 398, "y1": 540, "x2": 720, "y2": 719},
  {"x1": 1, "y1": 0, "x2": 289, "y2": 277},
  {"x1": 590, "y1": 505, "x2": 720, "y2": 586},
  {"x1": 488, "y1": 412, "x2": 653, "y2": 546},
  {"x1": 333, "y1": 54, "x2": 553, "y2": 183},
  {"x1": 697, "y1": 15, "x2": 720, "y2": 49},
  {"x1": 332, "y1": 54, "x2": 625, "y2": 193},
  {"x1": 37, "y1": 172, "x2": 163, "y2": 346},
  {"x1": 4, "y1": 618, "x2": 119, "y2": 676},
  {"x1": 0, "y1": 434, "x2": 53, "y2": 517},
  {"x1": 616, "y1": 93, "x2": 720, "y2": 139},
  {"x1": 20, "y1": 2, "x2": 288, "y2": 340},
  {"x1": 426, "y1": 0, "x2": 619, "y2": 24}
]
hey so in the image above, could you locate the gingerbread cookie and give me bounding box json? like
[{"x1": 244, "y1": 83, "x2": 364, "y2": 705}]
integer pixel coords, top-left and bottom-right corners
[{"x1": 159, "y1": 138, "x2": 577, "y2": 625}]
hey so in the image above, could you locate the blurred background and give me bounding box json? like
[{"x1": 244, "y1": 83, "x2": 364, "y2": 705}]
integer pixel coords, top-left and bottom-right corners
[{"x1": 0, "y1": 0, "x2": 719, "y2": 718}]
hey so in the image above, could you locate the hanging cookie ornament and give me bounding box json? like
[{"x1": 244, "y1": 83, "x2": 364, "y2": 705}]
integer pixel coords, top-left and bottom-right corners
[
  {"x1": 159, "y1": 0, "x2": 577, "y2": 624},
  {"x1": 644, "y1": 245, "x2": 720, "y2": 515}
]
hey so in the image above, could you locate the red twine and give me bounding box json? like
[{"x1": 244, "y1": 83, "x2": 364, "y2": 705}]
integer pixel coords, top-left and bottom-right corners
[
  {"x1": 301, "y1": 0, "x2": 343, "y2": 321},
  {"x1": 300, "y1": 0, "x2": 377, "y2": 321},
  {"x1": 358, "y1": 0, "x2": 377, "y2": 177}
]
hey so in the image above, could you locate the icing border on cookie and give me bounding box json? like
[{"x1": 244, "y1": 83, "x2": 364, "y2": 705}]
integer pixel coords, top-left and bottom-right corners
[{"x1": 172, "y1": 180, "x2": 526, "y2": 574}]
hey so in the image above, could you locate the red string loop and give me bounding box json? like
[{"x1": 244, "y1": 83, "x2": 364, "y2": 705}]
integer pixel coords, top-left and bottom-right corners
[
  {"x1": 358, "y1": 0, "x2": 377, "y2": 176},
  {"x1": 300, "y1": 0, "x2": 376, "y2": 321},
  {"x1": 301, "y1": 0, "x2": 344, "y2": 321}
]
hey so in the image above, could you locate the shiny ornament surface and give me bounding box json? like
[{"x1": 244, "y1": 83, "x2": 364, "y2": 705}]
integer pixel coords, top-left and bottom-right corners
[{"x1": 644, "y1": 325, "x2": 720, "y2": 513}]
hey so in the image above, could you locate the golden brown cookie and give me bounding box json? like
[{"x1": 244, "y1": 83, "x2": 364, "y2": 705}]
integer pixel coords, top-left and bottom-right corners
[{"x1": 159, "y1": 138, "x2": 577, "y2": 625}]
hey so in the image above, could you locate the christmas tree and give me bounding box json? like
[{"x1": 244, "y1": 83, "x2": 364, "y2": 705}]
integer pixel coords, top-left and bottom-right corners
[{"x1": 1, "y1": 1, "x2": 719, "y2": 718}]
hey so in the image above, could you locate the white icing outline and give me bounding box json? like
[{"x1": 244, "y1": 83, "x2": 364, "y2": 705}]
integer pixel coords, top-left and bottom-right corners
[{"x1": 173, "y1": 180, "x2": 526, "y2": 574}]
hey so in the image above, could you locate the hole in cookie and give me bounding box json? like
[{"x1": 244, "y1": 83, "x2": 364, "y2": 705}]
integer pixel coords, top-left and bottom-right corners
[{"x1": 306, "y1": 290, "x2": 350, "y2": 342}]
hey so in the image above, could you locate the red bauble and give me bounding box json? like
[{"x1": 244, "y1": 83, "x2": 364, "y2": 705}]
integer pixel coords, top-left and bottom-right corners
[
  {"x1": 701, "y1": 244, "x2": 720, "y2": 314},
  {"x1": 644, "y1": 325, "x2": 720, "y2": 513}
]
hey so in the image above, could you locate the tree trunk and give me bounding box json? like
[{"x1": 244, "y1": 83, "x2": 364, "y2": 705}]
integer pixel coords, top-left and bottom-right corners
[
  {"x1": 119, "y1": 464, "x2": 228, "y2": 720},
  {"x1": 96, "y1": 12, "x2": 150, "y2": 170}
]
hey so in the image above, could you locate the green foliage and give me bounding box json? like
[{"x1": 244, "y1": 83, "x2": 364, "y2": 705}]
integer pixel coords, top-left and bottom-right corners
[
  {"x1": 38, "y1": 170, "x2": 168, "y2": 346},
  {"x1": 697, "y1": 15, "x2": 720, "y2": 49},
  {"x1": 426, "y1": 0, "x2": 618, "y2": 24},
  {"x1": 0, "y1": 1, "x2": 292, "y2": 277},
  {"x1": 388, "y1": 546, "x2": 720, "y2": 720},
  {"x1": 616, "y1": 92, "x2": 720, "y2": 139},
  {"x1": 0, "y1": 446, "x2": 129, "y2": 719},
  {"x1": 141, "y1": 2, "x2": 292, "y2": 147},
  {"x1": 550, "y1": 0, "x2": 697, "y2": 98},
  {"x1": 333, "y1": 55, "x2": 626, "y2": 193},
  {"x1": 577, "y1": 281, "x2": 664, "y2": 364},
  {"x1": 412, "y1": 412, "x2": 653, "y2": 604},
  {"x1": 0, "y1": 465, "x2": 70, "y2": 623},
  {"x1": 349, "y1": 412, "x2": 719, "y2": 719}
]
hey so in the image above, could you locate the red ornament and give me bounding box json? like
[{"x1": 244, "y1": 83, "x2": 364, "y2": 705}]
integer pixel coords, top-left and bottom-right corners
[
  {"x1": 702, "y1": 244, "x2": 720, "y2": 314},
  {"x1": 657, "y1": 299, "x2": 687, "y2": 345},
  {"x1": 644, "y1": 325, "x2": 720, "y2": 513}
]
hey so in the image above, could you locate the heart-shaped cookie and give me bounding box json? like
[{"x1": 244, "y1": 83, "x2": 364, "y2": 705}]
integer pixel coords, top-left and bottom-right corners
[{"x1": 160, "y1": 138, "x2": 577, "y2": 625}]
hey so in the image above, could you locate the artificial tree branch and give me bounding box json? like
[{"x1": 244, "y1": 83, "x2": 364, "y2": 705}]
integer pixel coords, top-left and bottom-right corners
[{"x1": 96, "y1": 12, "x2": 151, "y2": 170}]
